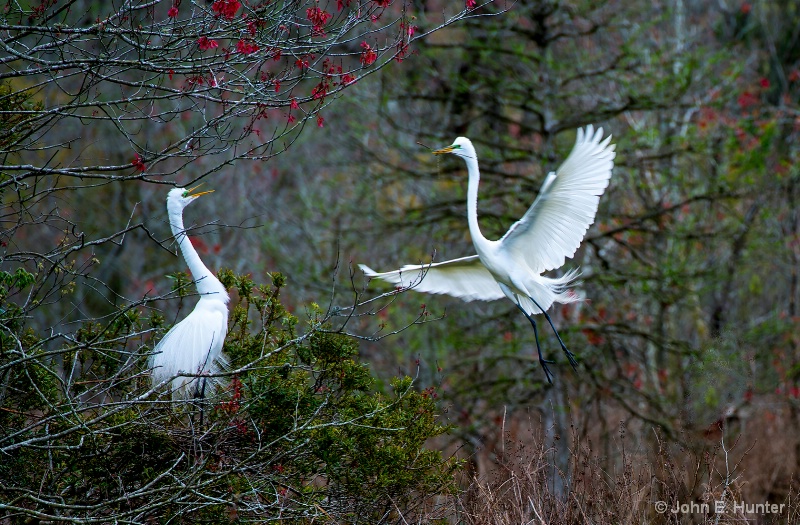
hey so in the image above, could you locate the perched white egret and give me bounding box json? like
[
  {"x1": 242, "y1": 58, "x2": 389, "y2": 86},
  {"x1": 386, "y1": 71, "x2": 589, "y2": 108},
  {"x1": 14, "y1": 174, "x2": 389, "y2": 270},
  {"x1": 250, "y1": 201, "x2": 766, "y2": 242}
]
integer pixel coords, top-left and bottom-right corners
[
  {"x1": 360, "y1": 126, "x2": 615, "y2": 383},
  {"x1": 151, "y1": 186, "x2": 229, "y2": 398}
]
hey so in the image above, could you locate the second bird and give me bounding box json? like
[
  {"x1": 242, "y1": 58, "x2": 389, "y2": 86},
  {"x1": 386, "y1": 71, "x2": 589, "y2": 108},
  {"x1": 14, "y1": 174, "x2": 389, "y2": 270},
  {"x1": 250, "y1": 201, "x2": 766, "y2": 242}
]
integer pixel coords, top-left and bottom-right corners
[{"x1": 360, "y1": 126, "x2": 615, "y2": 383}]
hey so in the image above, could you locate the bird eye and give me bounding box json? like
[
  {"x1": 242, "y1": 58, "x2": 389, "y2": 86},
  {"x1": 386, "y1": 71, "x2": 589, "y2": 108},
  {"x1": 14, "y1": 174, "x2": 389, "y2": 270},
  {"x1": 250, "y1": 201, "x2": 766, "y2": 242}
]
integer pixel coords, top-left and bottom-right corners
[
  {"x1": 182, "y1": 191, "x2": 189, "y2": 198},
  {"x1": 452, "y1": 144, "x2": 461, "y2": 149}
]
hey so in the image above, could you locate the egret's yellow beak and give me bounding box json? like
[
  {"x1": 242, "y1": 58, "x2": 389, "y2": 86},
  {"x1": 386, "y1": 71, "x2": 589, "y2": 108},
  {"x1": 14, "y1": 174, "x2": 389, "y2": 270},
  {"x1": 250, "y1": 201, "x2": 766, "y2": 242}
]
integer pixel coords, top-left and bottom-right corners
[
  {"x1": 185, "y1": 183, "x2": 215, "y2": 198},
  {"x1": 433, "y1": 146, "x2": 455, "y2": 155}
]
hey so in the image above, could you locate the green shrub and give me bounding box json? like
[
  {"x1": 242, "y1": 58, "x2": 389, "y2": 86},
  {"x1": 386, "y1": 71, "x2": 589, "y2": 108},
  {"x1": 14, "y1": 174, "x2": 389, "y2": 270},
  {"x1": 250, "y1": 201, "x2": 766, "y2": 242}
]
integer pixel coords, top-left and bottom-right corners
[{"x1": 0, "y1": 271, "x2": 459, "y2": 523}]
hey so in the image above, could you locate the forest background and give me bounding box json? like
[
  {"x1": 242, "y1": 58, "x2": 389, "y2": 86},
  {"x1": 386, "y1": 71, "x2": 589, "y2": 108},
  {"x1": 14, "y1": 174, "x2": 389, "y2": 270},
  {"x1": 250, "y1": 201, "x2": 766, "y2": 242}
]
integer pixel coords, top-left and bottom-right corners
[{"x1": 2, "y1": 0, "x2": 800, "y2": 523}]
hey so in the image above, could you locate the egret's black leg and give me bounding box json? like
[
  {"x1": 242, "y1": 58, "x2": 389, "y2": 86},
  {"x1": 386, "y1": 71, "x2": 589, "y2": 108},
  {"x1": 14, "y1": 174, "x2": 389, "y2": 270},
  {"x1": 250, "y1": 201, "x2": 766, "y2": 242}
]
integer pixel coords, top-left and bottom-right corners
[
  {"x1": 526, "y1": 296, "x2": 578, "y2": 371},
  {"x1": 515, "y1": 303, "x2": 554, "y2": 384},
  {"x1": 194, "y1": 376, "x2": 208, "y2": 427}
]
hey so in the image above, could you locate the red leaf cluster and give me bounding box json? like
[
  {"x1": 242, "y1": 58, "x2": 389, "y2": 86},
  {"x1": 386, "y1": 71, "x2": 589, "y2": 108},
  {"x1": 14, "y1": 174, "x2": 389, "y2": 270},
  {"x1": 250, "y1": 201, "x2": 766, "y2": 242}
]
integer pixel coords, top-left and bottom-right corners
[
  {"x1": 295, "y1": 54, "x2": 314, "y2": 69},
  {"x1": 236, "y1": 39, "x2": 259, "y2": 55},
  {"x1": 131, "y1": 153, "x2": 146, "y2": 172},
  {"x1": 306, "y1": 7, "x2": 332, "y2": 36},
  {"x1": 360, "y1": 42, "x2": 377, "y2": 66},
  {"x1": 737, "y1": 90, "x2": 758, "y2": 109},
  {"x1": 211, "y1": 0, "x2": 242, "y2": 20},
  {"x1": 197, "y1": 36, "x2": 219, "y2": 51},
  {"x1": 311, "y1": 81, "x2": 328, "y2": 100}
]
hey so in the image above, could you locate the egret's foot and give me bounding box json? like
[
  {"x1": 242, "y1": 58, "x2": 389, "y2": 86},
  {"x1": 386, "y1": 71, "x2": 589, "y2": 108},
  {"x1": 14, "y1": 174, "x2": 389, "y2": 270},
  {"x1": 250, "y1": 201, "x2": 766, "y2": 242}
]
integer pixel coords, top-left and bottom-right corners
[
  {"x1": 537, "y1": 308, "x2": 577, "y2": 372},
  {"x1": 538, "y1": 356, "x2": 554, "y2": 384},
  {"x1": 562, "y1": 346, "x2": 579, "y2": 371}
]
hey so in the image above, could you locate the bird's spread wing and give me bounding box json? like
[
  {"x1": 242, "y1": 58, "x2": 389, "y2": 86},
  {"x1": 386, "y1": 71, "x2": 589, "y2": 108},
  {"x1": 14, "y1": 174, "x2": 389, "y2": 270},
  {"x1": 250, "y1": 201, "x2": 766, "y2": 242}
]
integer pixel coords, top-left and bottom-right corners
[
  {"x1": 359, "y1": 255, "x2": 505, "y2": 302},
  {"x1": 499, "y1": 125, "x2": 615, "y2": 273}
]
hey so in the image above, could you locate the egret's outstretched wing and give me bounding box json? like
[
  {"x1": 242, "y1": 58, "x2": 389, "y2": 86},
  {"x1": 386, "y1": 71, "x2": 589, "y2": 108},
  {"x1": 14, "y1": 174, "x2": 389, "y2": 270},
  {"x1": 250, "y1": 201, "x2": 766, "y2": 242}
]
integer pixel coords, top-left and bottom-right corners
[
  {"x1": 500, "y1": 125, "x2": 615, "y2": 273},
  {"x1": 359, "y1": 255, "x2": 505, "y2": 302}
]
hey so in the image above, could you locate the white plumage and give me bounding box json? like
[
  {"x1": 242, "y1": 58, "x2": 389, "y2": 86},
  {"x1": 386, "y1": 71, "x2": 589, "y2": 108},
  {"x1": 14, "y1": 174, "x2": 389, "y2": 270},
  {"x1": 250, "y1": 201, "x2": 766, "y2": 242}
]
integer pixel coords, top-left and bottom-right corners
[
  {"x1": 360, "y1": 126, "x2": 615, "y2": 382},
  {"x1": 150, "y1": 186, "x2": 230, "y2": 398}
]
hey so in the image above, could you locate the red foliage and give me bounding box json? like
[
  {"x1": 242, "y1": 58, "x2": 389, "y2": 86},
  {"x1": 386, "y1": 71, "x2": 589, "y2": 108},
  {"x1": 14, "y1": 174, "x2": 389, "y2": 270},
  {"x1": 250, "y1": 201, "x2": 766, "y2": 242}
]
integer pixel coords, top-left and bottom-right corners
[
  {"x1": 421, "y1": 386, "x2": 438, "y2": 399},
  {"x1": 236, "y1": 39, "x2": 259, "y2": 55},
  {"x1": 295, "y1": 55, "x2": 312, "y2": 69},
  {"x1": 306, "y1": 7, "x2": 332, "y2": 36},
  {"x1": 582, "y1": 328, "x2": 604, "y2": 345},
  {"x1": 697, "y1": 106, "x2": 716, "y2": 131},
  {"x1": 341, "y1": 73, "x2": 356, "y2": 85},
  {"x1": 395, "y1": 42, "x2": 410, "y2": 62},
  {"x1": 168, "y1": 6, "x2": 179, "y2": 18},
  {"x1": 373, "y1": 0, "x2": 391, "y2": 7},
  {"x1": 311, "y1": 79, "x2": 329, "y2": 100},
  {"x1": 737, "y1": 90, "x2": 757, "y2": 109},
  {"x1": 28, "y1": 0, "x2": 57, "y2": 21},
  {"x1": 360, "y1": 42, "x2": 377, "y2": 65},
  {"x1": 131, "y1": 153, "x2": 146, "y2": 172},
  {"x1": 197, "y1": 36, "x2": 219, "y2": 51},
  {"x1": 218, "y1": 376, "x2": 243, "y2": 414},
  {"x1": 190, "y1": 237, "x2": 209, "y2": 253},
  {"x1": 317, "y1": 115, "x2": 325, "y2": 127},
  {"x1": 211, "y1": 0, "x2": 242, "y2": 20},
  {"x1": 466, "y1": 0, "x2": 476, "y2": 9},
  {"x1": 401, "y1": 23, "x2": 417, "y2": 38}
]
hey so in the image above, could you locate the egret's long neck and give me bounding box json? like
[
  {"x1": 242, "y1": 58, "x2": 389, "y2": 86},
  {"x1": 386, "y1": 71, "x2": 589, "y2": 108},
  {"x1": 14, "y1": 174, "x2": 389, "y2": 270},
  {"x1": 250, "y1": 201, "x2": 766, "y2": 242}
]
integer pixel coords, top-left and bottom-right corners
[
  {"x1": 464, "y1": 155, "x2": 489, "y2": 248},
  {"x1": 168, "y1": 208, "x2": 229, "y2": 302}
]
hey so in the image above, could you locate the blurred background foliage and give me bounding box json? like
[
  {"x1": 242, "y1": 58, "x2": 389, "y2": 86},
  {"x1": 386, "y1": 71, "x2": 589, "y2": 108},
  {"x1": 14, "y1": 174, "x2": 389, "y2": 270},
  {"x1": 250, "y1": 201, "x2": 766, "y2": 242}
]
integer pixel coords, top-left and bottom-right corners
[{"x1": 3, "y1": 0, "x2": 800, "y2": 522}]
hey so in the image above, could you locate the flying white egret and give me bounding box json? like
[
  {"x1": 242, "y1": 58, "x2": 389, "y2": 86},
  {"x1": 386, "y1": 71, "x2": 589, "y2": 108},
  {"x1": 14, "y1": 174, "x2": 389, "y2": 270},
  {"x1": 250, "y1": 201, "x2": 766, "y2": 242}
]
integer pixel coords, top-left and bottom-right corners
[
  {"x1": 360, "y1": 126, "x2": 615, "y2": 383},
  {"x1": 150, "y1": 185, "x2": 230, "y2": 398}
]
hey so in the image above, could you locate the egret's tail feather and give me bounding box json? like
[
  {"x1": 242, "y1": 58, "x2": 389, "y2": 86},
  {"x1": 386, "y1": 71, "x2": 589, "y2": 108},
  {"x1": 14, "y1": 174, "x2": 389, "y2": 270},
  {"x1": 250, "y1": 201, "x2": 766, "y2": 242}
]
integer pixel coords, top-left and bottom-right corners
[
  {"x1": 151, "y1": 352, "x2": 230, "y2": 400},
  {"x1": 545, "y1": 268, "x2": 583, "y2": 304},
  {"x1": 513, "y1": 268, "x2": 582, "y2": 316}
]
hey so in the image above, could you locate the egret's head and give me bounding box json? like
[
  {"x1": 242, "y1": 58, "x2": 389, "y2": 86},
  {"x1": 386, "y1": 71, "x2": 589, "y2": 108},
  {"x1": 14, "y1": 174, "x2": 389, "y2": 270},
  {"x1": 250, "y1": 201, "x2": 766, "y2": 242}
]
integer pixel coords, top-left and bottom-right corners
[
  {"x1": 167, "y1": 185, "x2": 214, "y2": 215},
  {"x1": 433, "y1": 137, "x2": 475, "y2": 160}
]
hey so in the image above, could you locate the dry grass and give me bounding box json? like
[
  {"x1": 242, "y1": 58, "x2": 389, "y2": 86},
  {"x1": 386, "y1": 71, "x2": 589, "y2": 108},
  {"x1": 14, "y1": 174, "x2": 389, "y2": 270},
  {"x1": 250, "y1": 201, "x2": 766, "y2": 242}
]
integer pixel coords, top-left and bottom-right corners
[{"x1": 441, "y1": 409, "x2": 800, "y2": 525}]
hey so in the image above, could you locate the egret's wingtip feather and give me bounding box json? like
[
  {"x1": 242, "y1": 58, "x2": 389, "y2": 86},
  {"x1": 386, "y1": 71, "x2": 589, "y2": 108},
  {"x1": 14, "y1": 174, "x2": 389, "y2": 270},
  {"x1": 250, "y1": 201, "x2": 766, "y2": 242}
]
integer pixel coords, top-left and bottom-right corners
[{"x1": 358, "y1": 264, "x2": 378, "y2": 276}]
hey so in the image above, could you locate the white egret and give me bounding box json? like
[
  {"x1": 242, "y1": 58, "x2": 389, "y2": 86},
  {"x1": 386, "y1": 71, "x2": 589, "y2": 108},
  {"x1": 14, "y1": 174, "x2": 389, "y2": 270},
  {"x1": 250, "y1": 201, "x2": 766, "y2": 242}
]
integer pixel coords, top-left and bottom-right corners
[
  {"x1": 360, "y1": 126, "x2": 615, "y2": 382},
  {"x1": 151, "y1": 186, "x2": 229, "y2": 398}
]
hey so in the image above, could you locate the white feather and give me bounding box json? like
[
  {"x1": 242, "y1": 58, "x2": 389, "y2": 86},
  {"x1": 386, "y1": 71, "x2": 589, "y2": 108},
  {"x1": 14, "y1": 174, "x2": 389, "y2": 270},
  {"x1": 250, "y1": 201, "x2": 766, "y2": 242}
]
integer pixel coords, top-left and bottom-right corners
[
  {"x1": 359, "y1": 126, "x2": 614, "y2": 381},
  {"x1": 150, "y1": 187, "x2": 230, "y2": 399},
  {"x1": 359, "y1": 256, "x2": 505, "y2": 302},
  {"x1": 500, "y1": 125, "x2": 616, "y2": 273},
  {"x1": 151, "y1": 297, "x2": 228, "y2": 397}
]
